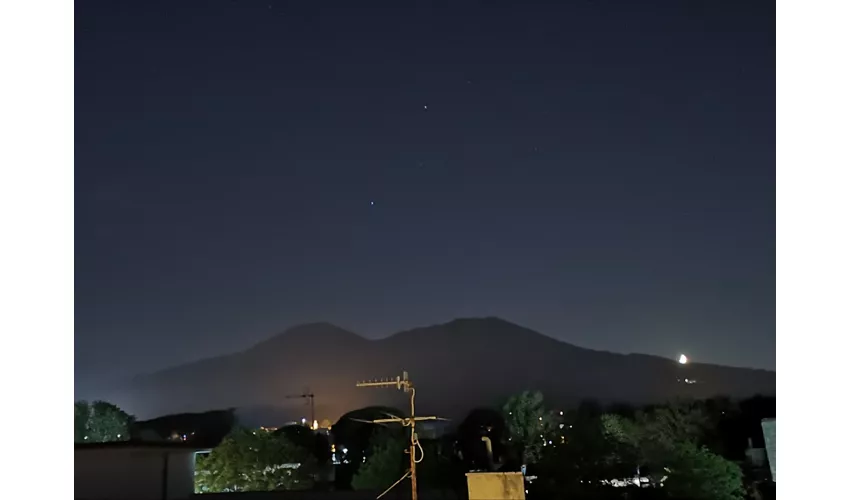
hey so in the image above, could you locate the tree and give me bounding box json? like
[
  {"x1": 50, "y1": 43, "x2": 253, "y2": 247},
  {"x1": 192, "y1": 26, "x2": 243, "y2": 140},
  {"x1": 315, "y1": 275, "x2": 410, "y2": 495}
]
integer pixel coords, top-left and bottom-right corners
[
  {"x1": 663, "y1": 441, "x2": 745, "y2": 500},
  {"x1": 274, "y1": 424, "x2": 331, "y2": 464},
  {"x1": 331, "y1": 406, "x2": 405, "y2": 489},
  {"x1": 351, "y1": 433, "x2": 407, "y2": 491},
  {"x1": 601, "y1": 401, "x2": 745, "y2": 500},
  {"x1": 502, "y1": 390, "x2": 557, "y2": 465},
  {"x1": 75, "y1": 401, "x2": 89, "y2": 442},
  {"x1": 457, "y1": 407, "x2": 507, "y2": 471},
  {"x1": 195, "y1": 428, "x2": 316, "y2": 492},
  {"x1": 75, "y1": 400, "x2": 133, "y2": 443}
]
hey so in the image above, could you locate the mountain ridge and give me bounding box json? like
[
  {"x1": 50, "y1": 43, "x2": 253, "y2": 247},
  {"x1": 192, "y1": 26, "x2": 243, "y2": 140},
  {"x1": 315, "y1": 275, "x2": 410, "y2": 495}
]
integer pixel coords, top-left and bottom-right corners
[{"x1": 106, "y1": 317, "x2": 775, "y2": 424}]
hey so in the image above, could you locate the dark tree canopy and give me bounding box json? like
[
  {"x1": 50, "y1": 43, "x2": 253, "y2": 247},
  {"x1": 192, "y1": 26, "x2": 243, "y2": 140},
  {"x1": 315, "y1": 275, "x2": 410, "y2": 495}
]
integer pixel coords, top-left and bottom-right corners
[
  {"x1": 351, "y1": 433, "x2": 407, "y2": 492},
  {"x1": 331, "y1": 406, "x2": 406, "y2": 489},
  {"x1": 75, "y1": 400, "x2": 133, "y2": 443},
  {"x1": 273, "y1": 424, "x2": 331, "y2": 464},
  {"x1": 457, "y1": 407, "x2": 507, "y2": 471},
  {"x1": 132, "y1": 408, "x2": 236, "y2": 447},
  {"x1": 601, "y1": 401, "x2": 745, "y2": 500}
]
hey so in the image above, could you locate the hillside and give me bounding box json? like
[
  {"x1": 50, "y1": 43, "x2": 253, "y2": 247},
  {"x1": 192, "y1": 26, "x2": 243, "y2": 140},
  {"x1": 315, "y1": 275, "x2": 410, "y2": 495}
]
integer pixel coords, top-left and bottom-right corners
[{"x1": 104, "y1": 318, "x2": 776, "y2": 424}]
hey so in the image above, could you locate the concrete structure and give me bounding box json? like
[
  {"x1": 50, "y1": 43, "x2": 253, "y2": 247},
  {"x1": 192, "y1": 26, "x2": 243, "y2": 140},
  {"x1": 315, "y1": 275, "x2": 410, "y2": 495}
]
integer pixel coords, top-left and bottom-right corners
[
  {"x1": 761, "y1": 418, "x2": 776, "y2": 481},
  {"x1": 466, "y1": 472, "x2": 525, "y2": 500},
  {"x1": 75, "y1": 442, "x2": 208, "y2": 500}
]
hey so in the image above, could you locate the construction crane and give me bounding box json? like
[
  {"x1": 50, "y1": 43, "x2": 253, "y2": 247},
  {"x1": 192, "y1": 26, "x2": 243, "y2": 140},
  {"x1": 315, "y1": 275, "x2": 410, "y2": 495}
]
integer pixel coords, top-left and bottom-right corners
[
  {"x1": 285, "y1": 391, "x2": 315, "y2": 429},
  {"x1": 355, "y1": 371, "x2": 448, "y2": 500}
]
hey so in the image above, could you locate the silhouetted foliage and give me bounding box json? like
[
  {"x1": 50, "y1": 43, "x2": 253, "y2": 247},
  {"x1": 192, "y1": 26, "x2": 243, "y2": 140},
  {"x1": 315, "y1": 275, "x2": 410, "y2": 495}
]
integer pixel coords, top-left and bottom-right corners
[
  {"x1": 351, "y1": 433, "x2": 407, "y2": 491},
  {"x1": 457, "y1": 407, "x2": 507, "y2": 471},
  {"x1": 274, "y1": 424, "x2": 332, "y2": 464},
  {"x1": 602, "y1": 401, "x2": 745, "y2": 500},
  {"x1": 132, "y1": 408, "x2": 236, "y2": 447},
  {"x1": 331, "y1": 406, "x2": 405, "y2": 489}
]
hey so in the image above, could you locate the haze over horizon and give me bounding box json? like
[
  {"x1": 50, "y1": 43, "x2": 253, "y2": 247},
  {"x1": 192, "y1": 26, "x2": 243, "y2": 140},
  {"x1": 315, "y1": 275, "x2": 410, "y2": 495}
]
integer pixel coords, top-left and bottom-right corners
[{"x1": 76, "y1": 0, "x2": 775, "y2": 395}]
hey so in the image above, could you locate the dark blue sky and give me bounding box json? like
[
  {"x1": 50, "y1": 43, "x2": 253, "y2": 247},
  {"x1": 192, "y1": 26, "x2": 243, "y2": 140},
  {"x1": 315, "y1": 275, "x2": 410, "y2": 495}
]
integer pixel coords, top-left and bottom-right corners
[{"x1": 75, "y1": 0, "x2": 775, "y2": 392}]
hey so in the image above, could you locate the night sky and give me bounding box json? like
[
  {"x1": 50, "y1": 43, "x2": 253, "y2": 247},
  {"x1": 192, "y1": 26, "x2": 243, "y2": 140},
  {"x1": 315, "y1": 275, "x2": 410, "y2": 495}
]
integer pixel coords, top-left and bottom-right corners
[{"x1": 75, "y1": 0, "x2": 775, "y2": 394}]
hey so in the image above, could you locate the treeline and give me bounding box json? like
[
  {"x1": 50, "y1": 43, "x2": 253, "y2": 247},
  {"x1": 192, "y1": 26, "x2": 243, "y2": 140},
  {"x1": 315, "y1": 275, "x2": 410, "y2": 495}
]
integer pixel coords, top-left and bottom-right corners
[{"x1": 74, "y1": 393, "x2": 775, "y2": 499}]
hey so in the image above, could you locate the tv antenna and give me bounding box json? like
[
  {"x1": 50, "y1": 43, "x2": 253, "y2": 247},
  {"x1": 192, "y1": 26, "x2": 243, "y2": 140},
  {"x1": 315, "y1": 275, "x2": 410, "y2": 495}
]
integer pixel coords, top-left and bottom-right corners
[
  {"x1": 355, "y1": 371, "x2": 448, "y2": 500},
  {"x1": 285, "y1": 390, "x2": 315, "y2": 429}
]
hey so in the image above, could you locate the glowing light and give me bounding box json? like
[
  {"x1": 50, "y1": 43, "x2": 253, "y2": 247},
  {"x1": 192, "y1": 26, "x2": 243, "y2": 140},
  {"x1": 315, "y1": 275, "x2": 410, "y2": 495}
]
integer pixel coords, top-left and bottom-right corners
[
  {"x1": 301, "y1": 417, "x2": 307, "y2": 425},
  {"x1": 678, "y1": 354, "x2": 688, "y2": 364},
  {"x1": 312, "y1": 420, "x2": 319, "y2": 430}
]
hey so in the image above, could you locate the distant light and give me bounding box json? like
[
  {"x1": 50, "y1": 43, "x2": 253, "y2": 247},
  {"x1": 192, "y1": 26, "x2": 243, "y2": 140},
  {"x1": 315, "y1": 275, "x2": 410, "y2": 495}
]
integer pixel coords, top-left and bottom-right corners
[
  {"x1": 423, "y1": 104, "x2": 428, "y2": 110},
  {"x1": 559, "y1": 411, "x2": 563, "y2": 416},
  {"x1": 370, "y1": 201, "x2": 374, "y2": 206},
  {"x1": 312, "y1": 420, "x2": 319, "y2": 431},
  {"x1": 301, "y1": 418, "x2": 307, "y2": 425},
  {"x1": 117, "y1": 434, "x2": 121, "y2": 438},
  {"x1": 342, "y1": 447, "x2": 348, "y2": 454},
  {"x1": 678, "y1": 354, "x2": 689, "y2": 364},
  {"x1": 538, "y1": 417, "x2": 543, "y2": 421}
]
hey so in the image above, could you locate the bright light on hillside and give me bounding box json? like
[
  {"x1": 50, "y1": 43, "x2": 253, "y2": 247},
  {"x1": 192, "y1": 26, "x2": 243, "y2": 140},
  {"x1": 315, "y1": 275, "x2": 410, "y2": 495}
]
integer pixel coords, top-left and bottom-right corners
[{"x1": 678, "y1": 354, "x2": 689, "y2": 364}]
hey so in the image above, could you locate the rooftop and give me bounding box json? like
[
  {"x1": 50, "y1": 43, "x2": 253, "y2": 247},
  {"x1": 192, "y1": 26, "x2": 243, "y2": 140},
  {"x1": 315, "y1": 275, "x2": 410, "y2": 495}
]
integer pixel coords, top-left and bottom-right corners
[{"x1": 75, "y1": 440, "x2": 211, "y2": 452}]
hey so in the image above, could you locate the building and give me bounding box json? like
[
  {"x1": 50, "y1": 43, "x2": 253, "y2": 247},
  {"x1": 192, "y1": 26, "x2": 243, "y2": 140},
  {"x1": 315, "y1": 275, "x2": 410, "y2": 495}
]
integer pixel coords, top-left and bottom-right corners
[
  {"x1": 761, "y1": 418, "x2": 776, "y2": 481},
  {"x1": 75, "y1": 441, "x2": 209, "y2": 500}
]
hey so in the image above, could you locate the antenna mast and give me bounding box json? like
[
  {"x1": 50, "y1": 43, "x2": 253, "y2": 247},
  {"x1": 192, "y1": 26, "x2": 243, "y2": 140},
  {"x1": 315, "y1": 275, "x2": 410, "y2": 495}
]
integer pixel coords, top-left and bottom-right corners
[{"x1": 356, "y1": 371, "x2": 446, "y2": 500}]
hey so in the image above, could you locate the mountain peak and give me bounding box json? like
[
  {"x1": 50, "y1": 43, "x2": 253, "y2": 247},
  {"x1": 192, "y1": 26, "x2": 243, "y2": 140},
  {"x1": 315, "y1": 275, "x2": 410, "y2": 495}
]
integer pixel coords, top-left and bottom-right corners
[{"x1": 247, "y1": 322, "x2": 365, "y2": 352}]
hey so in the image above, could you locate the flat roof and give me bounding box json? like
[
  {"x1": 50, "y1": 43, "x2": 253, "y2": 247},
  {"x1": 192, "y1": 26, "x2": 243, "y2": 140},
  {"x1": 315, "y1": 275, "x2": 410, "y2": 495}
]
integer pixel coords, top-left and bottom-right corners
[{"x1": 75, "y1": 441, "x2": 211, "y2": 452}]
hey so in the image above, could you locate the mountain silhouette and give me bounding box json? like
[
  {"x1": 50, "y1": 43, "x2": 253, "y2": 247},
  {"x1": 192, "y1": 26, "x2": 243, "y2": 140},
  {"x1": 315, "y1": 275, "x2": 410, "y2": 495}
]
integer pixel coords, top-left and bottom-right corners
[{"x1": 105, "y1": 317, "x2": 775, "y2": 425}]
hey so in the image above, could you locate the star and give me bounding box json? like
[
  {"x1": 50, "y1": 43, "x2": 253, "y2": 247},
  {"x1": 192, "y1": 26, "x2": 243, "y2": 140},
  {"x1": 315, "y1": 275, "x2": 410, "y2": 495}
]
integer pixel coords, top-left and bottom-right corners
[
  {"x1": 423, "y1": 104, "x2": 428, "y2": 110},
  {"x1": 370, "y1": 201, "x2": 375, "y2": 206}
]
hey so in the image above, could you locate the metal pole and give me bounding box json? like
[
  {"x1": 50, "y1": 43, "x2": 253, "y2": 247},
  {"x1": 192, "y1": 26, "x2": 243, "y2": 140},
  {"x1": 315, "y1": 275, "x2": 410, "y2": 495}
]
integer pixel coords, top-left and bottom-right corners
[{"x1": 409, "y1": 388, "x2": 418, "y2": 500}]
